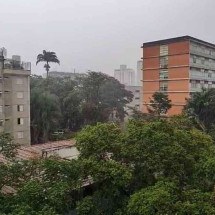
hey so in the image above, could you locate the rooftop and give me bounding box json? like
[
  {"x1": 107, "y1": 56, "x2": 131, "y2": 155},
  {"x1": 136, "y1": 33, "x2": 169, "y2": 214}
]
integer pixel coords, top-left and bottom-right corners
[
  {"x1": 0, "y1": 48, "x2": 31, "y2": 71},
  {"x1": 0, "y1": 139, "x2": 77, "y2": 163},
  {"x1": 142, "y1": 36, "x2": 215, "y2": 48},
  {"x1": 4, "y1": 59, "x2": 31, "y2": 71}
]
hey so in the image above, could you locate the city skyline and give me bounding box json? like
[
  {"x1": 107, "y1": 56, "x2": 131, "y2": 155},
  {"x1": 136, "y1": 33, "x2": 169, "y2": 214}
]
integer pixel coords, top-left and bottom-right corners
[{"x1": 1, "y1": 0, "x2": 215, "y2": 76}]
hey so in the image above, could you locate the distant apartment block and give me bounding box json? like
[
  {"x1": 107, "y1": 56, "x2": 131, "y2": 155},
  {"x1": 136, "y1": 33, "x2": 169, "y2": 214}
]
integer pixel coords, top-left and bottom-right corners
[
  {"x1": 142, "y1": 36, "x2": 215, "y2": 115},
  {"x1": 124, "y1": 85, "x2": 142, "y2": 120},
  {"x1": 0, "y1": 48, "x2": 31, "y2": 145},
  {"x1": 136, "y1": 60, "x2": 143, "y2": 86},
  {"x1": 114, "y1": 65, "x2": 135, "y2": 86}
]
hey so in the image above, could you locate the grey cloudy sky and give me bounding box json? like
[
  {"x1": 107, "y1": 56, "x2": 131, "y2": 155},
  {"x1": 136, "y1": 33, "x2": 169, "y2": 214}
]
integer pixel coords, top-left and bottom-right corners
[{"x1": 0, "y1": 0, "x2": 214, "y2": 76}]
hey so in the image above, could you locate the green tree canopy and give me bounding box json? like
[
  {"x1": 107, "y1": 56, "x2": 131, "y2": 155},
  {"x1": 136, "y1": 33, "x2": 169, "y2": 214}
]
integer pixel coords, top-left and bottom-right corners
[
  {"x1": 147, "y1": 91, "x2": 172, "y2": 116},
  {"x1": 184, "y1": 88, "x2": 215, "y2": 130}
]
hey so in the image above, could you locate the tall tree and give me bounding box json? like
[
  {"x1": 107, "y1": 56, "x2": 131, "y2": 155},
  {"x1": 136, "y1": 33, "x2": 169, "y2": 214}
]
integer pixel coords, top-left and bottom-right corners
[
  {"x1": 30, "y1": 88, "x2": 61, "y2": 143},
  {"x1": 147, "y1": 91, "x2": 172, "y2": 116},
  {"x1": 79, "y1": 72, "x2": 133, "y2": 124},
  {"x1": 184, "y1": 88, "x2": 215, "y2": 130},
  {"x1": 36, "y1": 50, "x2": 60, "y2": 78}
]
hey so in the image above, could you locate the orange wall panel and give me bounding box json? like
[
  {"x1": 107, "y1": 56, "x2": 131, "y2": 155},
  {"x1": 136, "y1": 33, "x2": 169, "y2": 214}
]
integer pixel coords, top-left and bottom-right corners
[
  {"x1": 168, "y1": 80, "x2": 189, "y2": 91},
  {"x1": 168, "y1": 106, "x2": 184, "y2": 116},
  {"x1": 169, "y1": 41, "x2": 189, "y2": 55},
  {"x1": 168, "y1": 67, "x2": 189, "y2": 79},
  {"x1": 144, "y1": 58, "x2": 159, "y2": 69},
  {"x1": 169, "y1": 54, "x2": 189, "y2": 67},
  {"x1": 168, "y1": 92, "x2": 190, "y2": 104},
  {"x1": 143, "y1": 69, "x2": 159, "y2": 80},
  {"x1": 143, "y1": 81, "x2": 159, "y2": 92},
  {"x1": 143, "y1": 46, "x2": 159, "y2": 58}
]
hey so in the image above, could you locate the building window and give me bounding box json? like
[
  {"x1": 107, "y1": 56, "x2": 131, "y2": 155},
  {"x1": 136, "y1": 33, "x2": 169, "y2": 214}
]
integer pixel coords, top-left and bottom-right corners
[
  {"x1": 16, "y1": 78, "x2": 23, "y2": 85},
  {"x1": 17, "y1": 105, "x2": 24, "y2": 112},
  {"x1": 193, "y1": 56, "x2": 197, "y2": 63},
  {"x1": 201, "y1": 58, "x2": 205, "y2": 65},
  {"x1": 135, "y1": 90, "x2": 140, "y2": 93},
  {"x1": 160, "y1": 56, "x2": 168, "y2": 68},
  {"x1": 17, "y1": 131, "x2": 24, "y2": 139},
  {"x1": 17, "y1": 92, "x2": 24, "y2": 99},
  {"x1": 160, "y1": 81, "x2": 168, "y2": 92},
  {"x1": 191, "y1": 80, "x2": 197, "y2": 88},
  {"x1": 208, "y1": 73, "x2": 212, "y2": 78},
  {"x1": 159, "y1": 70, "x2": 168, "y2": 79},
  {"x1": 17, "y1": 118, "x2": 24, "y2": 125},
  {"x1": 0, "y1": 106, "x2": 2, "y2": 113},
  {"x1": 160, "y1": 45, "x2": 168, "y2": 56}
]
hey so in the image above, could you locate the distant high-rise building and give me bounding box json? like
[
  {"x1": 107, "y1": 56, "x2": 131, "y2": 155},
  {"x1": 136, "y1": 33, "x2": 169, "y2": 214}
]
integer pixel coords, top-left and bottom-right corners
[
  {"x1": 114, "y1": 65, "x2": 135, "y2": 86},
  {"x1": 136, "y1": 60, "x2": 143, "y2": 86},
  {"x1": 0, "y1": 48, "x2": 31, "y2": 145},
  {"x1": 142, "y1": 36, "x2": 215, "y2": 115}
]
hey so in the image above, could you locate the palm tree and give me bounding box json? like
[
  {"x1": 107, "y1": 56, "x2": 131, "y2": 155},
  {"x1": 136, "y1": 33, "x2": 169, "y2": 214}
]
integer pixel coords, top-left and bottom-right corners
[
  {"x1": 36, "y1": 50, "x2": 60, "y2": 78},
  {"x1": 184, "y1": 88, "x2": 215, "y2": 130}
]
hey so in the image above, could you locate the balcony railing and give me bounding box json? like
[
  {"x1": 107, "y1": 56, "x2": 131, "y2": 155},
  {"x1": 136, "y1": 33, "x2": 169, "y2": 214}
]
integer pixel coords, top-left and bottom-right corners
[{"x1": 3, "y1": 59, "x2": 31, "y2": 71}]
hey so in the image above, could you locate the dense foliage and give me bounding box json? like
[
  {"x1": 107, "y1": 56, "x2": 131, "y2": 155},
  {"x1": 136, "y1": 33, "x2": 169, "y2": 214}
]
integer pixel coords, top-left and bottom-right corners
[
  {"x1": 147, "y1": 91, "x2": 172, "y2": 116},
  {"x1": 30, "y1": 72, "x2": 133, "y2": 144},
  {"x1": 185, "y1": 88, "x2": 215, "y2": 130},
  {"x1": 1, "y1": 114, "x2": 215, "y2": 214}
]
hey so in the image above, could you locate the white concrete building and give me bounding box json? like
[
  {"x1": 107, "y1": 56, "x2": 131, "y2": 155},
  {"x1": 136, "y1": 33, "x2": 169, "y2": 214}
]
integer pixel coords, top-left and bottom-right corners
[
  {"x1": 136, "y1": 60, "x2": 143, "y2": 86},
  {"x1": 114, "y1": 65, "x2": 135, "y2": 86},
  {"x1": 0, "y1": 48, "x2": 31, "y2": 146},
  {"x1": 124, "y1": 85, "x2": 142, "y2": 120}
]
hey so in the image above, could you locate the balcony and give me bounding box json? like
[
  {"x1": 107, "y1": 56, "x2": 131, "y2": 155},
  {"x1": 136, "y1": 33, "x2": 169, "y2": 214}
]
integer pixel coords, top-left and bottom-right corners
[
  {"x1": 190, "y1": 48, "x2": 215, "y2": 60},
  {"x1": 190, "y1": 61, "x2": 215, "y2": 70},
  {"x1": 190, "y1": 73, "x2": 215, "y2": 82},
  {"x1": 4, "y1": 59, "x2": 31, "y2": 71}
]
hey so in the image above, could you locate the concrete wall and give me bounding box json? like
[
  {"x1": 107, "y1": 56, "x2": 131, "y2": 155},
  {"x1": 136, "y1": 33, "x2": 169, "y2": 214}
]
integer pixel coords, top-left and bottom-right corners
[
  {"x1": 125, "y1": 85, "x2": 142, "y2": 120},
  {"x1": 3, "y1": 69, "x2": 30, "y2": 145}
]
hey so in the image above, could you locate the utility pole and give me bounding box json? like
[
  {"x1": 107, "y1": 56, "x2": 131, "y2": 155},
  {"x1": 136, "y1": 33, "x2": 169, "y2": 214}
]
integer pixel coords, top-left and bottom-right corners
[{"x1": 0, "y1": 48, "x2": 6, "y2": 131}]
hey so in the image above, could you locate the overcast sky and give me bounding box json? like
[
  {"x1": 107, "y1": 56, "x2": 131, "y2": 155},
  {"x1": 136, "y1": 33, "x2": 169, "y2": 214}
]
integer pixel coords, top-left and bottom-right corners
[{"x1": 0, "y1": 0, "x2": 214, "y2": 76}]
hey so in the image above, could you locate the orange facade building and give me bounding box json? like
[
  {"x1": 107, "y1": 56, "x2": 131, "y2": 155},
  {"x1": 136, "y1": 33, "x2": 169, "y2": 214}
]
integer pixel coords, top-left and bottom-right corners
[{"x1": 142, "y1": 36, "x2": 215, "y2": 115}]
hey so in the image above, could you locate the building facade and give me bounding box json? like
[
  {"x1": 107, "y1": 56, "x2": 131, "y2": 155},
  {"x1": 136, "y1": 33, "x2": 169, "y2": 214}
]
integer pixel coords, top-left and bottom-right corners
[
  {"x1": 124, "y1": 85, "x2": 142, "y2": 120},
  {"x1": 136, "y1": 60, "x2": 143, "y2": 86},
  {"x1": 142, "y1": 36, "x2": 215, "y2": 115},
  {"x1": 0, "y1": 49, "x2": 31, "y2": 145},
  {"x1": 114, "y1": 65, "x2": 135, "y2": 86}
]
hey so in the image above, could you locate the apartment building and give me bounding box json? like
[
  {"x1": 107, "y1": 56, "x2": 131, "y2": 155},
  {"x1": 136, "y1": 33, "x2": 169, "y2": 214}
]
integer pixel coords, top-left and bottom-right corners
[
  {"x1": 142, "y1": 36, "x2": 215, "y2": 115},
  {"x1": 124, "y1": 85, "x2": 142, "y2": 120},
  {"x1": 0, "y1": 48, "x2": 31, "y2": 145},
  {"x1": 114, "y1": 65, "x2": 135, "y2": 86},
  {"x1": 136, "y1": 60, "x2": 143, "y2": 86}
]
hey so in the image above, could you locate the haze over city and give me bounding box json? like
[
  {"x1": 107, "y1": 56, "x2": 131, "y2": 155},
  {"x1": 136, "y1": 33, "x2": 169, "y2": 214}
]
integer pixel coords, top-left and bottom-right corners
[{"x1": 0, "y1": 0, "x2": 215, "y2": 75}]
